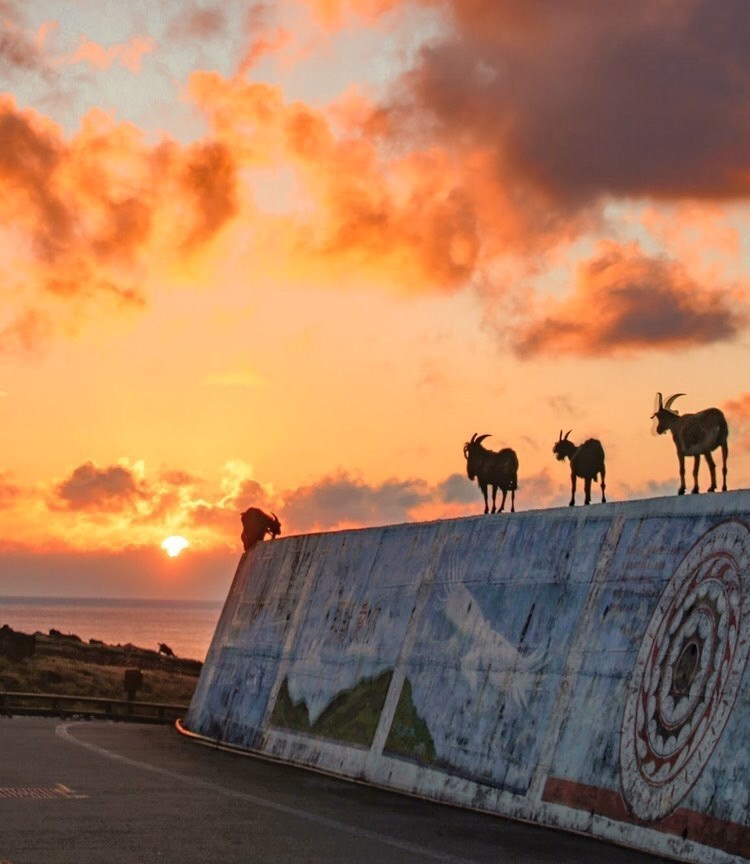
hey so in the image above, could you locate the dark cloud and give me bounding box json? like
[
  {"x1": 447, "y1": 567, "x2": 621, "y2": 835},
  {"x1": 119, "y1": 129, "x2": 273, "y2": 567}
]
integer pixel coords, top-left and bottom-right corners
[
  {"x1": 622, "y1": 478, "x2": 681, "y2": 501},
  {"x1": 180, "y1": 140, "x2": 238, "y2": 246},
  {"x1": 91, "y1": 197, "x2": 153, "y2": 263},
  {"x1": 513, "y1": 243, "x2": 744, "y2": 357},
  {"x1": 52, "y1": 462, "x2": 143, "y2": 511},
  {"x1": 166, "y1": 2, "x2": 229, "y2": 41},
  {"x1": 400, "y1": 0, "x2": 750, "y2": 206},
  {"x1": 436, "y1": 472, "x2": 477, "y2": 505},
  {"x1": 438, "y1": 467, "x2": 559, "y2": 511},
  {"x1": 282, "y1": 472, "x2": 431, "y2": 532},
  {"x1": 0, "y1": 106, "x2": 71, "y2": 261},
  {"x1": 517, "y1": 468, "x2": 557, "y2": 508},
  {"x1": 0, "y1": 7, "x2": 55, "y2": 83}
]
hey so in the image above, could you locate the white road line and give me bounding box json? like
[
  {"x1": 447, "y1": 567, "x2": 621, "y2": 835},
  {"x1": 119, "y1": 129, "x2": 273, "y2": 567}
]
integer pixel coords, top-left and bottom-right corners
[{"x1": 55, "y1": 723, "x2": 481, "y2": 864}]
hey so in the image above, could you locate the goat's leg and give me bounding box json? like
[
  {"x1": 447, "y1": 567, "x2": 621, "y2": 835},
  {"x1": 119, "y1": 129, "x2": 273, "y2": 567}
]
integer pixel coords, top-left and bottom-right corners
[
  {"x1": 705, "y1": 451, "x2": 717, "y2": 492},
  {"x1": 510, "y1": 487, "x2": 515, "y2": 513},
  {"x1": 600, "y1": 466, "x2": 607, "y2": 503},
  {"x1": 721, "y1": 442, "x2": 728, "y2": 491},
  {"x1": 491, "y1": 484, "x2": 498, "y2": 514},
  {"x1": 569, "y1": 472, "x2": 577, "y2": 506},
  {"x1": 498, "y1": 488, "x2": 507, "y2": 513},
  {"x1": 691, "y1": 455, "x2": 700, "y2": 494},
  {"x1": 584, "y1": 477, "x2": 592, "y2": 505},
  {"x1": 480, "y1": 481, "x2": 489, "y2": 514},
  {"x1": 677, "y1": 453, "x2": 686, "y2": 495}
]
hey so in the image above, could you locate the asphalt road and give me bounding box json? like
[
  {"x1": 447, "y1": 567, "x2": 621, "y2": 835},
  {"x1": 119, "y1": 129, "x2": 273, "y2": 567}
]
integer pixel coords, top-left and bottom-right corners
[{"x1": 0, "y1": 717, "x2": 671, "y2": 864}]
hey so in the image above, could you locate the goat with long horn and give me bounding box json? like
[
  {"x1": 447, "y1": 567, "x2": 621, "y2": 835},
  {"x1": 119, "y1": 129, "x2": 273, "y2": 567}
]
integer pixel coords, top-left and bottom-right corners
[
  {"x1": 463, "y1": 432, "x2": 519, "y2": 514},
  {"x1": 552, "y1": 430, "x2": 606, "y2": 506},
  {"x1": 651, "y1": 392, "x2": 729, "y2": 495},
  {"x1": 240, "y1": 507, "x2": 281, "y2": 551}
]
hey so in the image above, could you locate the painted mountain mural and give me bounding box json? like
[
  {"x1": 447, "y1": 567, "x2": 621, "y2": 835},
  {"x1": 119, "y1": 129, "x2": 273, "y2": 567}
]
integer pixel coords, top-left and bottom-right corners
[{"x1": 271, "y1": 669, "x2": 437, "y2": 761}]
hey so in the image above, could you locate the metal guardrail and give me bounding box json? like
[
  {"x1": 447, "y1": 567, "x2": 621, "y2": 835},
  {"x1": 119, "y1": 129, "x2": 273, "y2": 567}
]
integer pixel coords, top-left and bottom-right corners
[{"x1": 0, "y1": 691, "x2": 188, "y2": 724}]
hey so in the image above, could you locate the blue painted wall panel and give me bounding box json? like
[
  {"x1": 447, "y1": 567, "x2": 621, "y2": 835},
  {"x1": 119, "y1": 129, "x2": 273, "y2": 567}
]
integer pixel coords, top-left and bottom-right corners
[{"x1": 184, "y1": 493, "x2": 750, "y2": 864}]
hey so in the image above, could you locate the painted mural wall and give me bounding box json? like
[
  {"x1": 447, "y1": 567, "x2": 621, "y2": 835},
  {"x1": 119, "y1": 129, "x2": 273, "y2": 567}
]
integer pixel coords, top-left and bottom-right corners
[{"x1": 183, "y1": 493, "x2": 750, "y2": 864}]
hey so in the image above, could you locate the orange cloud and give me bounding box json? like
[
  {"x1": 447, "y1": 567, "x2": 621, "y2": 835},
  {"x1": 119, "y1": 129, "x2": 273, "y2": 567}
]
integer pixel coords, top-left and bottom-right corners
[
  {"x1": 178, "y1": 140, "x2": 239, "y2": 246},
  {"x1": 513, "y1": 242, "x2": 745, "y2": 358},
  {"x1": 28, "y1": 458, "x2": 283, "y2": 551},
  {"x1": 237, "y1": 28, "x2": 291, "y2": 75},
  {"x1": 1, "y1": 446, "x2": 567, "y2": 553},
  {"x1": 186, "y1": 71, "x2": 483, "y2": 291},
  {"x1": 236, "y1": 5, "x2": 291, "y2": 76},
  {"x1": 641, "y1": 204, "x2": 743, "y2": 267},
  {"x1": 8, "y1": 2, "x2": 750, "y2": 360},
  {"x1": 0, "y1": 97, "x2": 242, "y2": 351},
  {"x1": 305, "y1": 0, "x2": 407, "y2": 29},
  {"x1": 261, "y1": 0, "x2": 750, "y2": 295},
  {"x1": 0, "y1": 473, "x2": 21, "y2": 507},
  {"x1": 65, "y1": 35, "x2": 156, "y2": 73}
]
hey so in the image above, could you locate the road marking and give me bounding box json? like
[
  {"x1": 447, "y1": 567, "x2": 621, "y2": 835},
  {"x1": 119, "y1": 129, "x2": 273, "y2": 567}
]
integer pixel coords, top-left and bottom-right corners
[
  {"x1": 56, "y1": 722, "x2": 481, "y2": 864},
  {"x1": 0, "y1": 783, "x2": 85, "y2": 800}
]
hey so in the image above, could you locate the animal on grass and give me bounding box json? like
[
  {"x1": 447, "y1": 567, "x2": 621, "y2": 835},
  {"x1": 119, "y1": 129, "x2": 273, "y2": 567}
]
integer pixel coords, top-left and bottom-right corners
[
  {"x1": 240, "y1": 507, "x2": 282, "y2": 551},
  {"x1": 552, "y1": 430, "x2": 606, "y2": 506},
  {"x1": 651, "y1": 392, "x2": 729, "y2": 495},
  {"x1": 158, "y1": 642, "x2": 175, "y2": 657},
  {"x1": 463, "y1": 433, "x2": 519, "y2": 514}
]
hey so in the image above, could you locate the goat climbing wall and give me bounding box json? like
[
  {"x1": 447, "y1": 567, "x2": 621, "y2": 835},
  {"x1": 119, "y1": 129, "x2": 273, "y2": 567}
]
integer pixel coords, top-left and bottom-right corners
[{"x1": 182, "y1": 492, "x2": 750, "y2": 864}]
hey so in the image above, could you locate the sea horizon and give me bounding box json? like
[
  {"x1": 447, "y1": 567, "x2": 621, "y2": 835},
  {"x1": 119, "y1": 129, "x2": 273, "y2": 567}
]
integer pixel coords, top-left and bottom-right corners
[
  {"x1": 0, "y1": 594, "x2": 223, "y2": 605},
  {"x1": 0, "y1": 595, "x2": 224, "y2": 662}
]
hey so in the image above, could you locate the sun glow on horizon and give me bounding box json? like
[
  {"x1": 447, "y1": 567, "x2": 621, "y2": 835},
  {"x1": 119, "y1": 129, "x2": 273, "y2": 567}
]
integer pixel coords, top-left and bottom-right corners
[{"x1": 161, "y1": 535, "x2": 189, "y2": 558}]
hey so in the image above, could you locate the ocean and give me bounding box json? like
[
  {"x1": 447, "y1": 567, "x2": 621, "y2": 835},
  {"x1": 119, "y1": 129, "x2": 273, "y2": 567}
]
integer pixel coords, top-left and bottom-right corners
[{"x1": 0, "y1": 597, "x2": 225, "y2": 662}]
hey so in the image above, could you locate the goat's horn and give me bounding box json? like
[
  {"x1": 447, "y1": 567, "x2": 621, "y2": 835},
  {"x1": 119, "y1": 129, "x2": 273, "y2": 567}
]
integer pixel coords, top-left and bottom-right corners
[
  {"x1": 475, "y1": 434, "x2": 491, "y2": 444},
  {"x1": 271, "y1": 512, "x2": 278, "y2": 522},
  {"x1": 470, "y1": 433, "x2": 478, "y2": 443},
  {"x1": 656, "y1": 392, "x2": 663, "y2": 410},
  {"x1": 664, "y1": 393, "x2": 685, "y2": 411},
  {"x1": 558, "y1": 429, "x2": 563, "y2": 441},
  {"x1": 564, "y1": 429, "x2": 572, "y2": 440}
]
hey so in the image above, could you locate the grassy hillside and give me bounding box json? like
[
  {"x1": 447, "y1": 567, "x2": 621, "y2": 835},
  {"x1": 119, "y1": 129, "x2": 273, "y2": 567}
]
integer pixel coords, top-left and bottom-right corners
[{"x1": 0, "y1": 627, "x2": 201, "y2": 705}]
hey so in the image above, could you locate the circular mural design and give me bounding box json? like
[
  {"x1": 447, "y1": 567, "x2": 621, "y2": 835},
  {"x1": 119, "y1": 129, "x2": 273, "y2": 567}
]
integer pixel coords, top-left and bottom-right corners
[{"x1": 620, "y1": 520, "x2": 750, "y2": 822}]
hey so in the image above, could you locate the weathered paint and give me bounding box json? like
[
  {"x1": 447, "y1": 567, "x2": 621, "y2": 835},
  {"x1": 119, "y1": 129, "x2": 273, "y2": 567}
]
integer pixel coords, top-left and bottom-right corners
[{"x1": 184, "y1": 493, "x2": 750, "y2": 863}]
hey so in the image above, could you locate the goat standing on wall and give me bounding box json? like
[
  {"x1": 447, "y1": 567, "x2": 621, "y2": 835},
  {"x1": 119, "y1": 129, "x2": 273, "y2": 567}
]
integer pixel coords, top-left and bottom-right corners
[
  {"x1": 651, "y1": 393, "x2": 729, "y2": 495},
  {"x1": 552, "y1": 430, "x2": 606, "y2": 506},
  {"x1": 240, "y1": 507, "x2": 281, "y2": 551},
  {"x1": 463, "y1": 433, "x2": 519, "y2": 514}
]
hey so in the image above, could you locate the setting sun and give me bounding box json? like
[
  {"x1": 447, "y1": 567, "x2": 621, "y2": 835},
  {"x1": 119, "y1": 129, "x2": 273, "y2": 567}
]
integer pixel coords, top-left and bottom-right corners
[
  {"x1": 161, "y1": 535, "x2": 189, "y2": 558},
  {"x1": 4, "y1": 1, "x2": 750, "y2": 602}
]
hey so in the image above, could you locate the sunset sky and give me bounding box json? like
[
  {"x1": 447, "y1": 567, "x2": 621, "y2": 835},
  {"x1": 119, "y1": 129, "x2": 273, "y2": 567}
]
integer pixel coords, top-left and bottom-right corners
[{"x1": 2, "y1": 0, "x2": 750, "y2": 601}]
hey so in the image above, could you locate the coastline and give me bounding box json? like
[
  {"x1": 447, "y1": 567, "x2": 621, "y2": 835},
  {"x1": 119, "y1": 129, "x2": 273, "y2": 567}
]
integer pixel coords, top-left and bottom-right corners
[
  {"x1": 0, "y1": 595, "x2": 221, "y2": 663},
  {"x1": 0, "y1": 624, "x2": 202, "y2": 704}
]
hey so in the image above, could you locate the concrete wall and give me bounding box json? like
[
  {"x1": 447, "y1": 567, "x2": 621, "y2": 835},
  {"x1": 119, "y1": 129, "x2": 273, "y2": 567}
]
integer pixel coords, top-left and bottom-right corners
[{"x1": 184, "y1": 493, "x2": 750, "y2": 863}]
